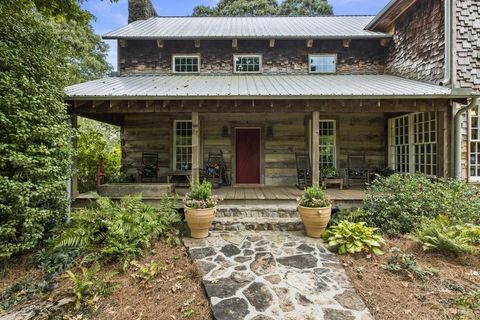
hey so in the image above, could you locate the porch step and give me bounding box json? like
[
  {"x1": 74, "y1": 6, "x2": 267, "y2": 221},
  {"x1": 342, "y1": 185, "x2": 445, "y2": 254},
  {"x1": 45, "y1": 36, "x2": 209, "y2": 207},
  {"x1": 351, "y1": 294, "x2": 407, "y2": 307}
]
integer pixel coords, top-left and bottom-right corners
[
  {"x1": 211, "y1": 217, "x2": 304, "y2": 232},
  {"x1": 216, "y1": 204, "x2": 298, "y2": 218}
]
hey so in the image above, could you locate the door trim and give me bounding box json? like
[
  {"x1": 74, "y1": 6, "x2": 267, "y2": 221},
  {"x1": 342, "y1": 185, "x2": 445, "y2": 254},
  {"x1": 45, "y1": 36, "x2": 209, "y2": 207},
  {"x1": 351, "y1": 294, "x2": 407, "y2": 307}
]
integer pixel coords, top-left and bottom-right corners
[{"x1": 233, "y1": 126, "x2": 263, "y2": 185}]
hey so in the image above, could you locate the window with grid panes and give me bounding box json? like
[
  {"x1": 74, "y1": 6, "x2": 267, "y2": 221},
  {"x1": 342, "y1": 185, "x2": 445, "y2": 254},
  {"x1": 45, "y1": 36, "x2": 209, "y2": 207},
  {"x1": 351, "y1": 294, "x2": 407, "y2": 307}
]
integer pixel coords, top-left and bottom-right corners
[
  {"x1": 319, "y1": 120, "x2": 336, "y2": 168},
  {"x1": 470, "y1": 106, "x2": 480, "y2": 180},
  {"x1": 388, "y1": 112, "x2": 437, "y2": 176},
  {"x1": 309, "y1": 55, "x2": 336, "y2": 73},
  {"x1": 234, "y1": 55, "x2": 261, "y2": 73},
  {"x1": 173, "y1": 120, "x2": 192, "y2": 171},
  {"x1": 173, "y1": 55, "x2": 199, "y2": 73}
]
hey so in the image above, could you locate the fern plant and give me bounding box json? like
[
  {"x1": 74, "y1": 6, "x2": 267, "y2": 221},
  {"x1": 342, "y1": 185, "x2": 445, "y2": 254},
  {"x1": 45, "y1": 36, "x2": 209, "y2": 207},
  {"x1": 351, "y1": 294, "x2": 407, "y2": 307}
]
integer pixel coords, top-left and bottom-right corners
[
  {"x1": 54, "y1": 195, "x2": 181, "y2": 269},
  {"x1": 411, "y1": 216, "x2": 479, "y2": 256},
  {"x1": 65, "y1": 262, "x2": 118, "y2": 310},
  {"x1": 323, "y1": 220, "x2": 385, "y2": 255}
]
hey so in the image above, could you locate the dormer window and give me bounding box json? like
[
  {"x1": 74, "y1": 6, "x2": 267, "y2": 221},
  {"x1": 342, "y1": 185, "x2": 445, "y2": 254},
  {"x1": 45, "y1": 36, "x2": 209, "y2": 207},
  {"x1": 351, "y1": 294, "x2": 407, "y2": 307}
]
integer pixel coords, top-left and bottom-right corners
[
  {"x1": 234, "y1": 55, "x2": 262, "y2": 73},
  {"x1": 173, "y1": 55, "x2": 200, "y2": 73},
  {"x1": 309, "y1": 54, "x2": 337, "y2": 74}
]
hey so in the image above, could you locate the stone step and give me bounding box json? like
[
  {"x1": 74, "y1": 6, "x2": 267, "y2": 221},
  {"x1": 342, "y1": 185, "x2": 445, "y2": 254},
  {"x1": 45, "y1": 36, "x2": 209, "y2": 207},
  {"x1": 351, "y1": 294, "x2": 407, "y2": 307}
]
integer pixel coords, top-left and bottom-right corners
[
  {"x1": 211, "y1": 217, "x2": 305, "y2": 231},
  {"x1": 216, "y1": 204, "x2": 299, "y2": 218}
]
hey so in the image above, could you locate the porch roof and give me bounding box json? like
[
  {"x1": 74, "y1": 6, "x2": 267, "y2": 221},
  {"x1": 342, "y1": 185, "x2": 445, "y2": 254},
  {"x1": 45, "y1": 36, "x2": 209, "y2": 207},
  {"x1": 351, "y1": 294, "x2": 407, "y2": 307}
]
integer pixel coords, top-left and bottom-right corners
[{"x1": 65, "y1": 74, "x2": 471, "y2": 100}]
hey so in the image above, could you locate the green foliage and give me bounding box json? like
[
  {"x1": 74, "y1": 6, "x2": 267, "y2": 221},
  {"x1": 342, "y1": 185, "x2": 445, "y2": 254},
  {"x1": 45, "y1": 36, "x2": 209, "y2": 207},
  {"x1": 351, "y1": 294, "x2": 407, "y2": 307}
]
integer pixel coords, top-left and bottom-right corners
[
  {"x1": 32, "y1": 246, "x2": 80, "y2": 275},
  {"x1": 298, "y1": 186, "x2": 330, "y2": 208},
  {"x1": 54, "y1": 195, "x2": 181, "y2": 269},
  {"x1": 363, "y1": 174, "x2": 480, "y2": 235},
  {"x1": 0, "y1": 277, "x2": 56, "y2": 311},
  {"x1": 193, "y1": 0, "x2": 333, "y2": 16},
  {"x1": 66, "y1": 262, "x2": 118, "y2": 310},
  {"x1": 77, "y1": 118, "x2": 122, "y2": 192},
  {"x1": 278, "y1": 0, "x2": 333, "y2": 15},
  {"x1": 322, "y1": 220, "x2": 384, "y2": 255},
  {"x1": 131, "y1": 260, "x2": 166, "y2": 284},
  {"x1": 330, "y1": 209, "x2": 367, "y2": 225},
  {"x1": 382, "y1": 247, "x2": 437, "y2": 280},
  {"x1": 0, "y1": 0, "x2": 111, "y2": 261},
  {"x1": 453, "y1": 289, "x2": 480, "y2": 320},
  {"x1": 320, "y1": 166, "x2": 340, "y2": 178},
  {"x1": 411, "y1": 216, "x2": 480, "y2": 256},
  {"x1": 183, "y1": 180, "x2": 221, "y2": 209}
]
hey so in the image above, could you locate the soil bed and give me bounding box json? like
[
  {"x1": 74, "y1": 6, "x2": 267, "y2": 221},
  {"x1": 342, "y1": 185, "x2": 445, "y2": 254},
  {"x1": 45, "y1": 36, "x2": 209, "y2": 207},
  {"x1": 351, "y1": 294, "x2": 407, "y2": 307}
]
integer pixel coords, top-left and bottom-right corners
[{"x1": 341, "y1": 237, "x2": 480, "y2": 320}]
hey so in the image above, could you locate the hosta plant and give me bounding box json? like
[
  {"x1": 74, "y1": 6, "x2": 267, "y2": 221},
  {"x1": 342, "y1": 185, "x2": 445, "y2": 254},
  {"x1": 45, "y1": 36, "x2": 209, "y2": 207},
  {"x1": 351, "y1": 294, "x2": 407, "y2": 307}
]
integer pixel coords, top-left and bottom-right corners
[
  {"x1": 298, "y1": 186, "x2": 331, "y2": 208},
  {"x1": 382, "y1": 247, "x2": 437, "y2": 280},
  {"x1": 323, "y1": 220, "x2": 385, "y2": 255},
  {"x1": 183, "y1": 180, "x2": 222, "y2": 209}
]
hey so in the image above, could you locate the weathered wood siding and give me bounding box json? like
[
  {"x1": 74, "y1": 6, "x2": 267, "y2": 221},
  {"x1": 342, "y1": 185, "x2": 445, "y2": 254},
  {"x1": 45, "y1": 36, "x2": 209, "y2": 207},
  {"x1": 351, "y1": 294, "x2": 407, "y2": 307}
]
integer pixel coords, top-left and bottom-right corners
[
  {"x1": 119, "y1": 39, "x2": 386, "y2": 75},
  {"x1": 121, "y1": 112, "x2": 388, "y2": 185}
]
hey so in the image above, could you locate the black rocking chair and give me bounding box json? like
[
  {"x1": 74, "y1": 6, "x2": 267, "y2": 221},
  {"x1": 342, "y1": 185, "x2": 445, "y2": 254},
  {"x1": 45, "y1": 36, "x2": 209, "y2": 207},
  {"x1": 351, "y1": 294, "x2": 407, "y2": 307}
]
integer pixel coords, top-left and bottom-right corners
[
  {"x1": 200, "y1": 150, "x2": 229, "y2": 188},
  {"x1": 296, "y1": 152, "x2": 312, "y2": 189},
  {"x1": 137, "y1": 152, "x2": 160, "y2": 182},
  {"x1": 345, "y1": 152, "x2": 371, "y2": 188}
]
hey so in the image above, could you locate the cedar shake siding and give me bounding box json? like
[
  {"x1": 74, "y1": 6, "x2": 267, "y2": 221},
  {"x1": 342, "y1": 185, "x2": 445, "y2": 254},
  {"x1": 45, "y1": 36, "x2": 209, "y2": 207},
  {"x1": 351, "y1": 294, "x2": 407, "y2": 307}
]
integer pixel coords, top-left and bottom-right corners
[
  {"x1": 385, "y1": 0, "x2": 445, "y2": 84},
  {"x1": 118, "y1": 39, "x2": 386, "y2": 75}
]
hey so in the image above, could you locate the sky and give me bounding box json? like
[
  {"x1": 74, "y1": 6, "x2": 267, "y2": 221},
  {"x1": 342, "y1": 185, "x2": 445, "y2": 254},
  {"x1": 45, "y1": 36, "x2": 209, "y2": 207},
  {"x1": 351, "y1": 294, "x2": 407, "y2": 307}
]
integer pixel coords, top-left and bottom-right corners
[{"x1": 81, "y1": 0, "x2": 391, "y2": 69}]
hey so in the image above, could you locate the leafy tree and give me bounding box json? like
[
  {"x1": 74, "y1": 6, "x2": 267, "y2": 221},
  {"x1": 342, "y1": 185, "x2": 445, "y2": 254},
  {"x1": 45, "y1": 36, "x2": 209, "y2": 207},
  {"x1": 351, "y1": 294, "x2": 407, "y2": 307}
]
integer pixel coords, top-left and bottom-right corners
[
  {"x1": 193, "y1": 0, "x2": 333, "y2": 16},
  {"x1": 278, "y1": 0, "x2": 332, "y2": 15},
  {"x1": 0, "y1": 0, "x2": 111, "y2": 261},
  {"x1": 77, "y1": 118, "x2": 122, "y2": 192},
  {"x1": 193, "y1": 0, "x2": 279, "y2": 16}
]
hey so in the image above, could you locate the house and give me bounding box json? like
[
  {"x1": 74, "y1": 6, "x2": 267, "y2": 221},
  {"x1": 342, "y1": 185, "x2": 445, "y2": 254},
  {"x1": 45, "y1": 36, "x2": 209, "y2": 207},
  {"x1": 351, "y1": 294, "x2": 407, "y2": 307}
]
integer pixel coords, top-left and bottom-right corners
[{"x1": 66, "y1": 0, "x2": 479, "y2": 210}]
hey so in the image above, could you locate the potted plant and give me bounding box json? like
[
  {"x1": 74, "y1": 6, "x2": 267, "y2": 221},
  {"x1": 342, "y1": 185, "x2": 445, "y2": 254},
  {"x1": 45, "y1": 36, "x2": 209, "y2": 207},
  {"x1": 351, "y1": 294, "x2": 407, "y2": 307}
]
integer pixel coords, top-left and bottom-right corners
[
  {"x1": 320, "y1": 166, "x2": 343, "y2": 189},
  {"x1": 297, "y1": 186, "x2": 332, "y2": 238},
  {"x1": 183, "y1": 180, "x2": 221, "y2": 239}
]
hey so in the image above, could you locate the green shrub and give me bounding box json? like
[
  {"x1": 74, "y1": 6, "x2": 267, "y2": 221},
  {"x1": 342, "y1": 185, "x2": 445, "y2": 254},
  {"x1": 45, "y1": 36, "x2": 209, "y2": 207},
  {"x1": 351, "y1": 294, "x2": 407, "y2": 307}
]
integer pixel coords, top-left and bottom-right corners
[
  {"x1": 54, "y1": 195, "x2": 181, "y2": 269},
  {"x1": 453, "y1": 289, "x2": 480, "y2": 320},
  {"x1": 131, "y1": 260, "x2": 166, "y2": 284},
  {"x1": 382, "y1": 247, "x2": 437, "y2": 280},
  {"x1": 66, "y1": 262, "x2": 118, "y2": 310},
  {"x1": 322, "y1": 220, "x2": 384, "y2": 255},
  {"x1": 32, "y1": 246, "x2": 80, "y2": 275},
  {"x1": 0, "y1": 277, "x2": 56, "y2": 311},
  {"x1": 183, "y1": 180, "x2": 221, "y2": 209},
  {"x1": 298, "y1": 186, "x2": 331, "y2": 208},
  {"x1": 411, "y1": 216, "x2": 480, "y2": 256},
  {"x1": 363, "y1": 174, "x2": 480, "y2": 235},
  {"x1": 330, "y1": 209, "x2": 367, "y2": 225}
]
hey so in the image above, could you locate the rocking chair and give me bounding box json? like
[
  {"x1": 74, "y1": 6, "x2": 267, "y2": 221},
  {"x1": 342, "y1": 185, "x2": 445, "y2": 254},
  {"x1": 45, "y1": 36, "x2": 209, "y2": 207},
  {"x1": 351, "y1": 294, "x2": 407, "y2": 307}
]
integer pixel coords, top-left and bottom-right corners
[
  {"x1": 345, "y1": 152, "x2": 371, "y2": 188},
  {"x1": 200, "y1": 150, "x2": 229, "y2": 188},
  {"x1": 137, "y1": 152, "x2": 160, "y2": 182},
  {"x1": 296, "y1": 152, "x2": 312, "y2": 189}
]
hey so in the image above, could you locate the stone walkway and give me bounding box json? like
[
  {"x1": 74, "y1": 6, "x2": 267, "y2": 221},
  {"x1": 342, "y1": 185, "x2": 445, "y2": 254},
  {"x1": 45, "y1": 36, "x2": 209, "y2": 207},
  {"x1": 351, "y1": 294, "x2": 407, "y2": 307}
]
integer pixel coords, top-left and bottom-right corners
[{"x1": 184, "y1": 231, "x2": 373, "y2": 320}]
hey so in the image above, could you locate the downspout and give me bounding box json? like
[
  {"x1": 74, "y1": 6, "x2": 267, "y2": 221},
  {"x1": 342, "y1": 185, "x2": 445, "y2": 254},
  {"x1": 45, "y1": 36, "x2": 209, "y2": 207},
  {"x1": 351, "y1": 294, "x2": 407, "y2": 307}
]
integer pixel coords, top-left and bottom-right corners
[
  {"x1": 454, "y1": 97, "x2": 478, "y2": 179},
  {"x1": 440, "y1": 0, "x2": 452, "y2": 86}
]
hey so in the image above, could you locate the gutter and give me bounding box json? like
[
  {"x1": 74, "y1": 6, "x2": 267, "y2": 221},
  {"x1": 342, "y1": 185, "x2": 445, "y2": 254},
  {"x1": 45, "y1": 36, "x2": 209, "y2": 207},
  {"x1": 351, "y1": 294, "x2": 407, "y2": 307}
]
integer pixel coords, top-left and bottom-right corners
[
  {"x1": 440, "y1": 0, "x2": 452, "y2": 86},
  {"x1": 454, "y1": 97, "x2": 478, "y2": 179}
]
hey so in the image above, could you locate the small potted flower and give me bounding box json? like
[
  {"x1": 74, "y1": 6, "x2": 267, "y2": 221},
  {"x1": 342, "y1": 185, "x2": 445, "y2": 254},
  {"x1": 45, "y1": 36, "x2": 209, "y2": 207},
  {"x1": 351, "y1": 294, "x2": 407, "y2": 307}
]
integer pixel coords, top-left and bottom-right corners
[
  {"x1": 297, "y1": 186, "x2": 332, "y2": 238},
  {"x1": 321, "y1": 166, "x2": 343, "y2": 189},
  {"x1": 183, "y1": 180, "x2": 221, "y2": 239}
]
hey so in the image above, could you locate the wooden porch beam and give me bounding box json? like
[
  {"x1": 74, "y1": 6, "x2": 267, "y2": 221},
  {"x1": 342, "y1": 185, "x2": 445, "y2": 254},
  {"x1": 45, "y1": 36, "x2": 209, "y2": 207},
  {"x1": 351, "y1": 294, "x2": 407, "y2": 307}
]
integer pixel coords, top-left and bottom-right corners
[
  {"x1": 312, "y1": 111, "x2": 320, "y2": 187},
  {"x1": 191, "y1": 111, "x2": 200, "y2": 184}
]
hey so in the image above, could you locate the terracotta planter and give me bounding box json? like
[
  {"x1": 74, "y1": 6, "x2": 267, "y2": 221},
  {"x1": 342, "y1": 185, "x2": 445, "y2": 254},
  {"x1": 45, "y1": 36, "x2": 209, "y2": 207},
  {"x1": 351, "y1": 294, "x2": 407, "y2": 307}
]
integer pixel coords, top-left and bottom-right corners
[
  {"x1": 184, "y1": 206, "x2": 216, "y2": 239},
  {"x1": 298, "y1": 205, "x2": 332, "y2": 238}
]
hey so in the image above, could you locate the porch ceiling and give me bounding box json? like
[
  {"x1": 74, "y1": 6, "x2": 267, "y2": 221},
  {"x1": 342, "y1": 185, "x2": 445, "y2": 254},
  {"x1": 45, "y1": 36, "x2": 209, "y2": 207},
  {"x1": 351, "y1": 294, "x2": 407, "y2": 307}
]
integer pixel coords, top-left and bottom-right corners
[{"x1": 65, "y1": 74, "x2": 472, "y2": 101}]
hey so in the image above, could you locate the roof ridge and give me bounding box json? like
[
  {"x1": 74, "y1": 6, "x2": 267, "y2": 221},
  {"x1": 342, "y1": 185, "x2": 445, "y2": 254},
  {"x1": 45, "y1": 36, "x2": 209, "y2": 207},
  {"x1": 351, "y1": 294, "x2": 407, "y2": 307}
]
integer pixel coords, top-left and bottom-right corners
[{"x1": 148, "y1": 15, "x2": 377, "y2": 18}]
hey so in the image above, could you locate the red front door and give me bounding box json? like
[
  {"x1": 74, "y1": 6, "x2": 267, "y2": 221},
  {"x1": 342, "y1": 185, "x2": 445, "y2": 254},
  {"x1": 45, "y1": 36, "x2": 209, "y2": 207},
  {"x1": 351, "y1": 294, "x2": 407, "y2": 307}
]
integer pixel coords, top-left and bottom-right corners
[{"x1": 235, "y1": 128, "x2": 261, "y2": 184}]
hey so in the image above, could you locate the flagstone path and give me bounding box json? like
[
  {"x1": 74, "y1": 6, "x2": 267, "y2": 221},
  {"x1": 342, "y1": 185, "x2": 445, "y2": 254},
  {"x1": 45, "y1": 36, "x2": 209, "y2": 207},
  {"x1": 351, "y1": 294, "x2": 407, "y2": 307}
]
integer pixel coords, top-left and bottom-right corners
[{"x1": 183, "y1": 231, "x2": 373, "y2": 320}]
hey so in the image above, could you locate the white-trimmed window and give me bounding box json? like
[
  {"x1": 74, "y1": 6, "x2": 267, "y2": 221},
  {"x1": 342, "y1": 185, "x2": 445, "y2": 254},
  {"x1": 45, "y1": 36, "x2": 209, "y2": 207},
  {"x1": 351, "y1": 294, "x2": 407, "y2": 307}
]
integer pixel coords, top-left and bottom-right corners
[
  {"x1": 388, "y1": 112, "x2": 437, "y2": 175},
  {"x1": 173, "y1": 55, "x2": 200, "y2": 73},
  {"x1": 173, "y1": 120, "x2": 192, "y2": 171},
  {"x1": 470, "y1": 106, "x2": 480, "y2": 181},
  {"x1": 234, "y1": 55, "x2": 262, "y2": 73},
  {"x1": 319, "y1": 120, "x2": 336, "y2": 168},
  {"x1": 309, "y1": 54, "x2": 337, "y2": 74}
]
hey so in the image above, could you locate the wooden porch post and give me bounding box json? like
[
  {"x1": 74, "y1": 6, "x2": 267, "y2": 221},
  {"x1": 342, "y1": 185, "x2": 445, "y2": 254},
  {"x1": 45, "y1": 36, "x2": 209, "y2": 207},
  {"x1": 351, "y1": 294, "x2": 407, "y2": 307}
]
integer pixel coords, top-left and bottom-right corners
[
  {"x1": 312, "y1": 112, "x2": 320, "y2": 186},
  {"x1": 192, "y1": 112, "x2": 200, "y2": 184},
  {"x1": 71, "y1": 115, "x2": 79, "y2": 198}
]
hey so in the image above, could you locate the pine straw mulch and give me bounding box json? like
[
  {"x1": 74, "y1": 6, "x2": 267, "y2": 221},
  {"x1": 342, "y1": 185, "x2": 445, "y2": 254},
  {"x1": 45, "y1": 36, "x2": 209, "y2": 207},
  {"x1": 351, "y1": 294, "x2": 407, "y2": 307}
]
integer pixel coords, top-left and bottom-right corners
[
  {"x1": 0, "y1": 240, "x2": 212, "y2": 320},
  {"x1": 340, "y1": 237, "x2": 480, "y2": 320}
]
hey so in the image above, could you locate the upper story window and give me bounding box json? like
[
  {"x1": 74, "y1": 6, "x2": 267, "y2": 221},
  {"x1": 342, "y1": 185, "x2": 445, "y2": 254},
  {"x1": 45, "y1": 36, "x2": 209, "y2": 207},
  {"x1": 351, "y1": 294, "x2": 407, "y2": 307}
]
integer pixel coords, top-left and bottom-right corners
[
  {"x1": 173, "y1": 55, "x2": 200, "y2": 73},
  {"x1": 309, "y1": 54, "x2": 337, "y2": 74},
  {"x1": 234, "y1": 55, "x2": 262, "y2": 73}
]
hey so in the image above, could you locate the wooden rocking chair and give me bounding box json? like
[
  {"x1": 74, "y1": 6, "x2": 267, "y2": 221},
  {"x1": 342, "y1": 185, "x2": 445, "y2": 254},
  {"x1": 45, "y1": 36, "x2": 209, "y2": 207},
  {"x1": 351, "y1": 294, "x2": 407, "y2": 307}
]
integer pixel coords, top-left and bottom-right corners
[
  {"x1": 200, "y1": 150, "x2": 229, "y2": 188},
  {"x1": 137, "y1": 152, "x2": 160, "y2": 182},
  {"x1": 296, "y1": 152, "x2": 312, "y2": 189},
  {"x1": 345, "y1": 152, "x2": 371, "y2": 188}
]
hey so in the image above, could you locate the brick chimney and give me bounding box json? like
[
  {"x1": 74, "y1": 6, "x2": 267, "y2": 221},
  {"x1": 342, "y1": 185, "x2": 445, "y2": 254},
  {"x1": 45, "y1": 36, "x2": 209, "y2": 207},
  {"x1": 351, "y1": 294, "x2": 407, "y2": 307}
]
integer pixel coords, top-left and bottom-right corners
[{"x1": 128, "y1": 0, "x2": 157, "y2": 23}]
